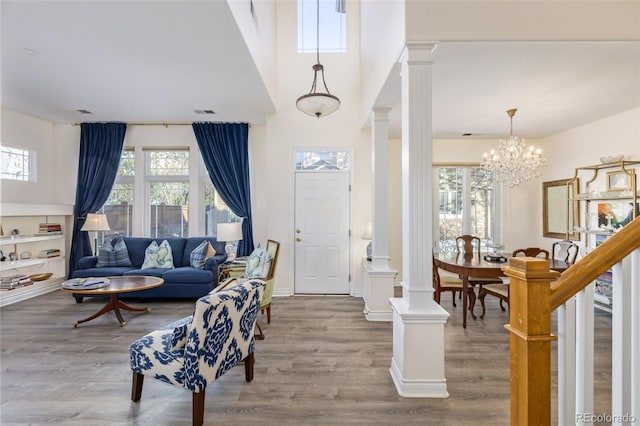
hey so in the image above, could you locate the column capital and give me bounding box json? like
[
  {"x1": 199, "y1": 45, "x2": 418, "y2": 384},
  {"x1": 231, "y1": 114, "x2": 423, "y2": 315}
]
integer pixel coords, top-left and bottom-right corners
[
  {"x1": 400, "y1": 42, "x2": 438, "y2": 64},
  {"x1": 372, "y1": 107, "x2": 392, "y2": 121}
]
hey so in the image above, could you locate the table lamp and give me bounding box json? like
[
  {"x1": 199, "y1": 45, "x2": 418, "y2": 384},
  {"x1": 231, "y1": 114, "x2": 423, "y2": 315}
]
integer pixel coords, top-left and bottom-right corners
[
  {"x1": 217, "y1": 222, "x2": 243, "y2": 262},
  {"x1": 362, "y1": 220, "x2": 372, "y2": 261},
  {"x1": 81, "y1": 213, "x2": 110, "y2": 255}
]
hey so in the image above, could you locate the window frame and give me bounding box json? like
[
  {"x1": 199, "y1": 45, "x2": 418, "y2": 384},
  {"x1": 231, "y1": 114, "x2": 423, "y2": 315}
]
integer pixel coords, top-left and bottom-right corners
[
  {"x1": 1, "y1": 145, "x2": 36, "y2": 182},
  {"x1": 434, "y1": 164, "x2": 501, "y2": 253}
]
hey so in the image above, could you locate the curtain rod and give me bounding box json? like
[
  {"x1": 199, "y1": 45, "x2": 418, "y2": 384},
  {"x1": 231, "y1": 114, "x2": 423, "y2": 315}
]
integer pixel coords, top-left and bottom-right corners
[{"x1": 71, "y1": 122, "x2": 252, "y2": 128}]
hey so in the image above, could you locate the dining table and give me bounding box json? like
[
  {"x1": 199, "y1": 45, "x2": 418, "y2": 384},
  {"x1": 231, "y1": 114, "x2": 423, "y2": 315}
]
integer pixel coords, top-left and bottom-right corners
[{"x1": 433, "y1": 252, "x2": 570, "y2": 328}]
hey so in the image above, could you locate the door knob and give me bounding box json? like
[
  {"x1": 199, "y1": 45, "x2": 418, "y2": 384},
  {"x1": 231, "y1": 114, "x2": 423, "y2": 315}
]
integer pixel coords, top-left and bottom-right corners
[{"x1": 296, "y1": 238, "x2": 301, "y2": 242}]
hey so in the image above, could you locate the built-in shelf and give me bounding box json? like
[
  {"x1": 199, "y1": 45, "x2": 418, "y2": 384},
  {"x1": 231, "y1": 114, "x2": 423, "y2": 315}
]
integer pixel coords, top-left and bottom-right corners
[
  {"x1": 0, "y1": 235, "x2": 64, "y2": 246},
  {"x1": 0, "y1": 256, "x2": 64, "y2": 272},
  {"x1": 0, "y1": 203, "x2": 72, "y2": 307},
  {"x1": 569, "y1": 160, "x2": 638, "y2": 313}
]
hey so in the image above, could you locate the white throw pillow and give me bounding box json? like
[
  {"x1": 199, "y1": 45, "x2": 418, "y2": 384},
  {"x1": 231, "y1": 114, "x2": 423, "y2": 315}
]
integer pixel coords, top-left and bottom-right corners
[{"x1": 141, "y1": 240, "x2": 174, "y2": 269}]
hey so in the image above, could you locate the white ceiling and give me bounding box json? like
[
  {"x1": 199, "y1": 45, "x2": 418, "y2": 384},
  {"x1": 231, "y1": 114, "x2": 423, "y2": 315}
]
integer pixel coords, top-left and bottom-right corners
[{"x1": 2, "y1": 1, "x2": 639, "y2": 140}]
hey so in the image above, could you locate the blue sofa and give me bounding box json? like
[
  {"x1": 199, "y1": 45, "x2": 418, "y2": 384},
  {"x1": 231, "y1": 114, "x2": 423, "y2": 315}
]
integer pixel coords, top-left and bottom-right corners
[{"x1": 71, "y1": 237, "x2": 227, "y2": 301}]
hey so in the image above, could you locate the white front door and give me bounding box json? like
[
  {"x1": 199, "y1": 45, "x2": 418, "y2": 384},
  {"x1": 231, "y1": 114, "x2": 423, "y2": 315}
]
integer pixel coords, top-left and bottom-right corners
[{"x1": 294, "y1": 172, "x2": 350, "y2": 294}]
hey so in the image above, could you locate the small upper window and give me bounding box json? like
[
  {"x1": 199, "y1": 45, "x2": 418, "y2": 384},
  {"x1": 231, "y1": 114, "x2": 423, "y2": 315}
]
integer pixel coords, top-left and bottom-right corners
[
  {"x1": 297, "y1": 0, "x2": 346, "y2": 53},
  {"x1": 295, "y1": 150, "x2": 350, "y2": 171},
  {"x1": 1, "y1": 146, "x2": 34, "y2": 181}
]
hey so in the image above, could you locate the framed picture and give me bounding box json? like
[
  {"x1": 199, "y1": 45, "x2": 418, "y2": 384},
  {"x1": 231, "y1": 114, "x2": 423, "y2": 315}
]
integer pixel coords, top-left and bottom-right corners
[
  {"x1": 606, "y1": 169, "x2": 634, "y2": 191},
  {"x1": 598, "y1": 202, "x2": 640, "y2": 229}
]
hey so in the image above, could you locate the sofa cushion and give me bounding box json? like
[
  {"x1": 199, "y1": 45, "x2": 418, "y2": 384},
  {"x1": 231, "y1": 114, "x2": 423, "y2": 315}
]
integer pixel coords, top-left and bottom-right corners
[
  {"x1": 72, "y1": 267, "x2": 134, "y2": 278},
  {"x1": 189, "y1": 240, "x2": 215, "y2": 269},
  {"x1": 121, "y1": 237, "x2": 153, "y2": 267},
  {"x1": 96, "y1": 239, "x2": 133, "y2": 267},
  {"x1": 122, "y1": 268, "x2": 166, "y2": 278},
  {"x1": 162, "y1": 267, "x2": 214, "y2": 284},
  {"x1": 141, "y1": 240, "x2": 174, "y2": 269},
  {"x1": 182, "y1": 237, "x2": 225, "y2": 267}
]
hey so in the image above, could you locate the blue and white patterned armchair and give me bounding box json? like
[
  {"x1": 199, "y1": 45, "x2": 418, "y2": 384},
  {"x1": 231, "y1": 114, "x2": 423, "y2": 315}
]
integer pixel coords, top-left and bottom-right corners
[{"x1": 130, "y1": 279, "x2": 266, "y2": 426}]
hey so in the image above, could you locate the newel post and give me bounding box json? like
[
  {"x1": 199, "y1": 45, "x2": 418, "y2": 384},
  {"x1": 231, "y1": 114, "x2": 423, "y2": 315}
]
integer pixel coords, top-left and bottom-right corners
[{"x1": 503, "y1": 257, "x2": 560, "y2": 426}]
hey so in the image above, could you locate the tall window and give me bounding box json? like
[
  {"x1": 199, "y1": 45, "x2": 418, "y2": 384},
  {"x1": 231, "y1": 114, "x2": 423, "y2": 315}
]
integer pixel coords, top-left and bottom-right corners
[
  {"x1": 146, "y1": 149, "x2": 189, "y2": 238},
  {"x1": 102, "y1": 149, "x2": 134, "y2": 241},
  {"x1": 436, "y1": 166, "x2": 497, "y2": 252},
  {"x1": 297, "y1": 0, "x2": 346, "y2": 53},
  {"x1": 1, "y1": 146, "x2": 34, "y2": 181}
]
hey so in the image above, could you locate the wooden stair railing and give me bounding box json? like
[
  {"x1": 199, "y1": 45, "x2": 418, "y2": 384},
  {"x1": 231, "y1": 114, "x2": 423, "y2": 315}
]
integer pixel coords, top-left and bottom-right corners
[{"x1": 505, "y1": 216, "x2": 640, "y2": 426}]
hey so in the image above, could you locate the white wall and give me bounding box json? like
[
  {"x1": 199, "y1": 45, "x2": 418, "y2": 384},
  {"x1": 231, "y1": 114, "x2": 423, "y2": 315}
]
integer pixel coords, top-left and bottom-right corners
[
  {"x1": 404, "y1": 1, "x2": 640, "y2": 42},
  {"x1": 360, "y1": 0, "x2": 405, "y2": 126},
  {"x1": 266, "y1": 0, "x2": 370, "y2": 296},
  {"x1": 227, "y1": 0, "x2": 279, "y2": 107},
  {"x1": 1, "y1": 109, "x2": 59, "y2": 205}
]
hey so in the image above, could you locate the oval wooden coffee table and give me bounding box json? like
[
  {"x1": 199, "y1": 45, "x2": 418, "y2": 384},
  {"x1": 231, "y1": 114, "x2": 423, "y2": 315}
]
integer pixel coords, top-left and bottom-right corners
[{"x1": 61, "y1": 276, "x2": 164, "y2": 327}]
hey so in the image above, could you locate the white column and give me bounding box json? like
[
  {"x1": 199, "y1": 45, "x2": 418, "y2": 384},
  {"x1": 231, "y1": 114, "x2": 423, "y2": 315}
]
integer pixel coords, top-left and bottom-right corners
[
  {"x1": 363, "y1": 107, "x2": 397, "y2": 322},
  {"x1": 371, "y1": 107, "x2": 392, "y2": 270},
  {"x1": 389, "y1": 42, "x2": 449, "y2": 398}
]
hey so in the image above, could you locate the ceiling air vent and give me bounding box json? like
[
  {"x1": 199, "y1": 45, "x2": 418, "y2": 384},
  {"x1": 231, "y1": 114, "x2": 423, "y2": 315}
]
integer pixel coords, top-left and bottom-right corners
[
  {"x1": 194, "y1": 110, "x2": 216, "y2": 115},
  {"x1": 76, "y1": 109, "x2": 93, "y2": 114}
]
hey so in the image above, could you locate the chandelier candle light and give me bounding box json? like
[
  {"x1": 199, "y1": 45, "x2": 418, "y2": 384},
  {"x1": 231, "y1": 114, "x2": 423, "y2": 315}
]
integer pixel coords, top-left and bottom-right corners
[
  {"x1": 296, "y1": 0, "x2": 341, "y2": 118},
  {"x1": 482, "y1": 108, "x2": 547, "y2": 187}
]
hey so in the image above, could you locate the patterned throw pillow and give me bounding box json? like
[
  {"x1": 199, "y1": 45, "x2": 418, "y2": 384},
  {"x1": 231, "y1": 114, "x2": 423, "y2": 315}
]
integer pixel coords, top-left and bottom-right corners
[
  {"x1": 96, "y1": 239, "x2": 133, "y2": 267},
  {"x1": 245, "y1": 245, "x2": 273, "y2": 278},
  {"x1": 141, "y1": 240, "x2": 174, "y2": 269},
  {"x1": 190, "y1": 240, "x2": 216, "y2": 269}
]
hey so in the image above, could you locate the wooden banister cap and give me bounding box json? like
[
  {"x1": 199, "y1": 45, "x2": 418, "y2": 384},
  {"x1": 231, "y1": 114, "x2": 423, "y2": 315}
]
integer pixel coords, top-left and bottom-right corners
[{"x1": 502, "y1": 256, "x2": 561, "y2": 280}]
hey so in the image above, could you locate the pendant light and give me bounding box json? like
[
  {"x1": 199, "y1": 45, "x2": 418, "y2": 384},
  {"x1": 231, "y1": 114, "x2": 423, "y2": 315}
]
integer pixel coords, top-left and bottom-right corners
[{"x1": 296, "y1": 0, "x2": 341, "y2": 118}]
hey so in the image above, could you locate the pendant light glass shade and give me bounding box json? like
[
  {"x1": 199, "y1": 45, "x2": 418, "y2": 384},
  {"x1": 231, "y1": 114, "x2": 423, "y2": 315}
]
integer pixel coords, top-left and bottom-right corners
[{"x1": 296, "y1": 0, "x2": 341, "y2": 118}]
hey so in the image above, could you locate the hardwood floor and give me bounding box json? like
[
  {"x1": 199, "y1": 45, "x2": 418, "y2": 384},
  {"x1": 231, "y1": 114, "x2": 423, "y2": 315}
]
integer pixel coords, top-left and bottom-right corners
[{"x1": 0, "y1": 289, "x2": 612, "y2": 425}]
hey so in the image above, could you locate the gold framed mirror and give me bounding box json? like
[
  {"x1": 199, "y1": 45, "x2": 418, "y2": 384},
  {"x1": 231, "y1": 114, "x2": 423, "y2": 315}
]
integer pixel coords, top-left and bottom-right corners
[{"x1": 543, "y1": 178, "x2": 580, "y2": 240}]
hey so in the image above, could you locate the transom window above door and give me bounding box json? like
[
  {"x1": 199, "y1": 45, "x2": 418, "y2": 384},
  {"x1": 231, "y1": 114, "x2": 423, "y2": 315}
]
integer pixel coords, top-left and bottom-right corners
[{"x1": 295, "y1": 150, "x2": 350, "y2": 171}]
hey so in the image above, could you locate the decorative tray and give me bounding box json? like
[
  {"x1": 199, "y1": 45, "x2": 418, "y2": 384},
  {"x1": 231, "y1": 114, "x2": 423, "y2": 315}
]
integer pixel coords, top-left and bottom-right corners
[
  {"x1": 61, "y1": 278, "x2": 110, "y2": 290},
  {"x1": 28, "y1": 272, "x2": 53, "y2": 281}
]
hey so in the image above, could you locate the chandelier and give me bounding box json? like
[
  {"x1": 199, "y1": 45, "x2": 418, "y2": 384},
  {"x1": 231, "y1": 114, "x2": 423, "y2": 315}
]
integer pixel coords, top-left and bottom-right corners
[
  {"x1": 296, "y1": 0, "x2": 341, "y2": 118},
  {"x1": 482, "y1": 108, "x2": 546, "y2": 187}
]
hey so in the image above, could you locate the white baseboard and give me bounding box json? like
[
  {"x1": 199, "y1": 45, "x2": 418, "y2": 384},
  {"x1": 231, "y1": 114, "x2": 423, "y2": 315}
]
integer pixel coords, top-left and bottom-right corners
[{"x1": 389, "y1": 359, "x2": 449, "y2": 398}]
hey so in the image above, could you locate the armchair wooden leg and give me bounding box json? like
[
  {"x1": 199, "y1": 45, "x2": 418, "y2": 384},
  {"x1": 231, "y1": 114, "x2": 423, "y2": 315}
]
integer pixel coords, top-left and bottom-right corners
[
  {"x1": 131, "y1": 372, "x2": 144, "y2": 402},
  {"x1": 192, "y1": 391, "x2": 205, "y2": 426},
  {"x1": 244, "y1": 352, "x2": 255, "y2": 382},
  {"x1": 266, "y1": 305, "x2": 271, "y2": 323}
]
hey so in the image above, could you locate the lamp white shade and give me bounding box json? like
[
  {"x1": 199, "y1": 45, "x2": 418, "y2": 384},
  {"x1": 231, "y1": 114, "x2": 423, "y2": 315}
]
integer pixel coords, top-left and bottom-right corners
[
  {"x1": 362, "y1": 220, "x2": 372, "y2": 240},
  {"x1": 81, "y1": 213, "x2": 110, "y2": 231},
  {"x1": 216, "y1": 222, "x2": 243, "y2": 242},
  {"x1": 217, "y1": 222, "x2": 243, "y2": 262}
]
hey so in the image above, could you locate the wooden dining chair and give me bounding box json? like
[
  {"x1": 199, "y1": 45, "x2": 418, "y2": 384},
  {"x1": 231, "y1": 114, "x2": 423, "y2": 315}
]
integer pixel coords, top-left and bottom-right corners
[
  {"x1": 478, "y1": 247, "x2": 549, "y2": 318},
  {"x1": 455, "y1": 235, "x2": 504, "y2": 300},
  {"x1": 551, "y1": 240, "x2": 579, "y2": 264},
  {"x1": 432, "y1": 255, "x2": 471, "y2": 308}
]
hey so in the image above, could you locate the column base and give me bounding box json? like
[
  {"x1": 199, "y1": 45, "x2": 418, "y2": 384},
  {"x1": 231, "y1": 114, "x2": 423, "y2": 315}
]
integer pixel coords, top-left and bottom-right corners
[
  {"x1": 389, "y1": 297, "x2": 450, "y2": 398},
  {"x1": 363, "y1": 260, "x2": 397, "y2": 322}
]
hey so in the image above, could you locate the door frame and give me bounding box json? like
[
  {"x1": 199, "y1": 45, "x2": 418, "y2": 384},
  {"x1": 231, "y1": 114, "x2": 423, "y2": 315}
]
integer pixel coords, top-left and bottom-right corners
[{"x1": 291, "y1": 147, "x2": 354, "y2": 296}]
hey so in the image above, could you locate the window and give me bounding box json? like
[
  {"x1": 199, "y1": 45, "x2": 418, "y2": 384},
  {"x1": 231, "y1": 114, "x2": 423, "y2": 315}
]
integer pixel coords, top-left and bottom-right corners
[
  {"x1": 297, "y1": 0, "x2": 346, "y2": 53},
  {"x1": 102, "y1": 149, "x2": 134, "y2": 242},
  {"x1": 1, "y1": 146, "x2": 34, "y2": 181},
  {"x1": 436, "y1": 166, "x2": 498, "y2": 252},
  {"x1": 146, "y1": 150, "x2": 189, "y2": 238},
  {"x1": 295, "y1": 150, "x2": 350, "y2": 170}
]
